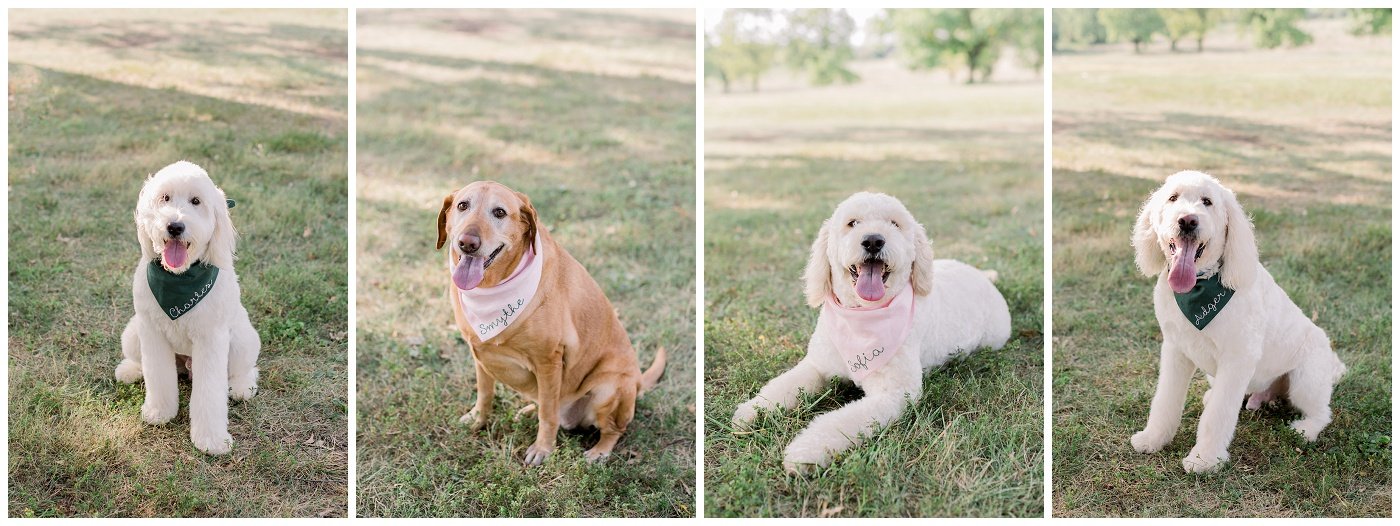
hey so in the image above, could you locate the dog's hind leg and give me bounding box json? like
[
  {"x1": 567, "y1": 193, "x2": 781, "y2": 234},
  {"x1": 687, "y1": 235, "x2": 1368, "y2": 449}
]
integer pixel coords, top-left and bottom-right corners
[
  {"x1": 1286, "y1": 331, "x2": 1342, "y2": 442},
  {"x1": 732, "y1": 356, "x2": 827, "y2": 428},
  {"x1": 115, "y1": 316, "x2": 143, "y2": 384},
  {"x1": 585, "y1": 385, "x2": 635, "y2": 462},
  {"x1": 227, "y1": 311, "x2": 260, "y2": 402}
]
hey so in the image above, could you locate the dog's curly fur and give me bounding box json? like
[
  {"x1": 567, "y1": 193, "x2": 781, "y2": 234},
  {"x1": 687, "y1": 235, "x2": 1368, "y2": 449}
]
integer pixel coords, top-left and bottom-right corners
[{"x1": 115, "y1": 161, "x2": 261, "y2": 455}]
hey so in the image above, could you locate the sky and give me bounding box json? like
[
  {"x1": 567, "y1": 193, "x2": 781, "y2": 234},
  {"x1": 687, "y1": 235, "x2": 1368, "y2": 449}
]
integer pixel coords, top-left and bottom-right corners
[{"x1": 703, "y1": 8, "x2": 885, "y2": 46}]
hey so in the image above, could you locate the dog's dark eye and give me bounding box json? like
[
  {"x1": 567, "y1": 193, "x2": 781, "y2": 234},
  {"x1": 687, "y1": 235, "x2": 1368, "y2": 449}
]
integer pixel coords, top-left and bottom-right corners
[
  {"x1": 891, "y1": 220, "x2": 899, "y2": 228},
  {"x1": 1167, "y1": 193, "x2": 1178, "y2": 202},
  {"x1": 161, "y1": 194, "x2": 170, "y2": 203},
  {"x1": 457, "y1": 200, "x2": 469, "y2": 211},
  {"x1": 492, "y1": 207, "x2": 507, "y2": 219},
  {"x1": 847, "y1": 219, "x2": 858, "y2": 228},
  {"x1": 190, "y1": 197, "x2": 201, "y2": 206},
  {"x1": 1202, "y1": 197, "x2": 1213, "y2": 206}
]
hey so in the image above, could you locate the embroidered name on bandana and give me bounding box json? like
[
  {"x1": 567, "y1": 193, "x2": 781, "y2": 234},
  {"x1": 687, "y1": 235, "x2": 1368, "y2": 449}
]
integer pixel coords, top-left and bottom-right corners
[
  {"x1": 147, "y1": 260, "x2": 219, "y2": 320},
  {"x1": 817, "y1": 284, "x2": 915, "y2": 381},
  {"x1": 457, "y1": 234, "x2": 544, "y2": 342},
  {"x1": 1174, "y1": 272, "x2": 1235, "y2": 330}
]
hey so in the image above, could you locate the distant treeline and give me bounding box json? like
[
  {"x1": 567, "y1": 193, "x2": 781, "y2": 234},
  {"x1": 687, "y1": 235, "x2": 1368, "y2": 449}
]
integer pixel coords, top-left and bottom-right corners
[
  {"x1": 705, "y1": 8, "x2": 1044, "y2": 93},
  {"x1": 1054, "y1": 8, "x2": 1391, "y2": 53}
]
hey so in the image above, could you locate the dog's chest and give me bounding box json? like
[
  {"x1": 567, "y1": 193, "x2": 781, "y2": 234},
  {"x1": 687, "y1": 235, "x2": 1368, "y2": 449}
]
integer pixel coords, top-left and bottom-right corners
[{"x1": 471, "y1": 344, "x2": 538, "y2": 391}]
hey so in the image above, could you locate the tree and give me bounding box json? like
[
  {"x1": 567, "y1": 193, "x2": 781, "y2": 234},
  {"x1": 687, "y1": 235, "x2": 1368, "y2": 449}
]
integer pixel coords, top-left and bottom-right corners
[
  {"x1": 1349, "y1": 8, "x2": 1392, "y2": 36},
  {"x1": 1241, "y1": 9, "x2": 1312, "y2": 49},
  {"x1": 1053, "y1": 8, "x2": 1106, "y2": 50},
  {"x1": 780, "y1": 9, "x2": 859, "y2": 86},
  {"x1": 1159, "y1": 8, "x2": 1217, "y2": 52},
  {"x1": 706, "y1": 9, "x2": 778, "y2": 93},
  {"x1": 1098, "y1": 9, "x2": 1164, "y2": 54},
  {"x1": 889, "y1": 8, "x2": 1040, "y2": 84}
]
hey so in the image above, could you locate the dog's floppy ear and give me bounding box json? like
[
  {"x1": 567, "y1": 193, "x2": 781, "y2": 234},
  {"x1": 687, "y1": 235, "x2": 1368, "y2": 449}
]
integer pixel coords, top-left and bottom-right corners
[
  {"x1": 207, "y1": 186, "x2": 238, "y2": 267},
  {"x1": 1219, "y1": 184, "x2": 1258, "y2": 289},
  {"x1": 911, "y1": 220, "x2": 936, "y2": 296},
  {"x1": 1132, "y1": 186, "x2": 1166, "y2": 277},
  {"x1": 515, "y1": 190, "x2": 538, "y2": 244},
  {"x1": 436, "y1": 194, "x2": 454, "y2": 250},
  {"x1": 802, "y1": 219, "x2": 833, "y2": 308}
]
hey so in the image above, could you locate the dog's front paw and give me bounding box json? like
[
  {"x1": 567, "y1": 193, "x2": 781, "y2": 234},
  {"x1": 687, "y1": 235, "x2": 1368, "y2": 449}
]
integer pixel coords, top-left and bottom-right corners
[
  {"x1": 141, "y1": 401, "x2": 176, "y2": 425},
  {"x1": 458, "y1": 409, "x2": 487, "y2": 431},
  {"x1": 115, "y1": 360, "x2": 143, "y2": 384},
  {"x1": 192, "y1": 429, "x2": 234, "y2": 456},
  {"x1": 732, "y1": 400, "x2": 760, "y2": 429},
  {"x1": 1182, "y1": 446, "x2": 1228, "y2": 473},
  {"x1": 524, "y1": 441, "x2": 554, "y2": 466},
  {"x1": 1130, "y1": 429, "x2": 1172, "y2": 454},
  {"x1": 782, "y1": 438, "x2": 832, "y2": 473},
  {"x1": 229, "y1": 368, "x2": 258, "y2": 401},
  {"x1": 584, "y1": 447, "x2": 612, "y2": 463},
  {"x1": 1290, "y1": 419, "x2": 1326, "y2": 442}
]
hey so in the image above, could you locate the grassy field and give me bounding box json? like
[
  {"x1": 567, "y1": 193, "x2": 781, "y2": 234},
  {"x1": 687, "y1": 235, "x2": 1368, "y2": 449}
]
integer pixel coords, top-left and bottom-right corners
[
  {"x1": 704, "y1": 58, "x2": 1045, "y2": 517},
  {"x1": 1052, "y1": 18, "x2": 1391, "y2": 517},
  {"x1": 354, "y1": 10, "x2": 696, "y2": 517},
  {"x1": 8, "y1": 10, "x2": 348, "y2": 517}
]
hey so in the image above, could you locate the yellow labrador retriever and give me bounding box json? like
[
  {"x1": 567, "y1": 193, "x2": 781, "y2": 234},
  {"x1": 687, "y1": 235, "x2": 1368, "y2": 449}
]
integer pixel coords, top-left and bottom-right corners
[{"x1": 437, "y1": 181, "x2": 665, "y2": 465}]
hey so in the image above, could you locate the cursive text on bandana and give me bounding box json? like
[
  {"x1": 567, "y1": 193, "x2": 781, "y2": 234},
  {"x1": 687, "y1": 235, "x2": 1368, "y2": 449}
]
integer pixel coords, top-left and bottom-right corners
[
  {"x1": 456, "y1": 234, "x2": 544, "y2": 342},
  {"x1": 1174, "y1": 272, "x2": 1235, "y2": 330},
  {"x1": 817, "y1": 283, "x2": 915, "y2": 381},
  {"x1": 147, "y1": 260, "x2": 219, "y2": 320}
]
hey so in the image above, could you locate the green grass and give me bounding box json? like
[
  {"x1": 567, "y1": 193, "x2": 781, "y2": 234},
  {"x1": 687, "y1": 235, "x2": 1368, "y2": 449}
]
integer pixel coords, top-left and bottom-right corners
[
  {"x1": 704, "y1": 59, "x2": 1044, "y2": 517},
  {"x1": 353, "y1": 10, "x2": 696, "y2": 518},
  {"x1": 1051, "y1": 20, "x2": 1391, "y2": 518},
  {"x1": 8, "y1": 9, "x2": 348, "y2": 518}
]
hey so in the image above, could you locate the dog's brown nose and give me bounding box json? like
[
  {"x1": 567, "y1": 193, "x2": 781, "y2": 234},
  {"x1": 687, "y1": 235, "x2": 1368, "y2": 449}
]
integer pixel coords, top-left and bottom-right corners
[
  {"x1": 458, "y1": 232, "x2": 481, "y2": 254},
  {"x1": 1178, "y1": 214, "x2": 1198, "y2": 234}
]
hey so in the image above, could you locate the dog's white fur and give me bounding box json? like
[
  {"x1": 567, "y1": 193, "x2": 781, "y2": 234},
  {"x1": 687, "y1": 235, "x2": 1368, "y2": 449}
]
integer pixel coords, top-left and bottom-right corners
[
  {"x1": 115, "y1": 161, "x2": 261, "y2": 455},
  {"x1": 732, "y1": 192, "x2": 1011, "y2": 471},
  {"x1": 1130, "y1": 170, "x2": 1345, "y2": 473}
]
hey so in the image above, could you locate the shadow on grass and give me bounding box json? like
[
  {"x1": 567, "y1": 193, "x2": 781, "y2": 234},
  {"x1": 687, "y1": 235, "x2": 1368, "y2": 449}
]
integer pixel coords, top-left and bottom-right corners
[
  {"x1": 704, "y1": 156, "x2": 1044, "y2": 517},
  {"x1": 1052, "y1": 169, "x2": 1391, "y2": 517},
  {"x1": 8, "y1": 64, "x2": 347, "y2": 517}
]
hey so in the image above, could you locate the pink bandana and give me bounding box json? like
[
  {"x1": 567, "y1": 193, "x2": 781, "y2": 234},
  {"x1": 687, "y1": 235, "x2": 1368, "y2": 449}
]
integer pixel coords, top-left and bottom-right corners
[
  {"x1": 818, "y1": 284, "x2": 915, "y2": 381},
  {"x1": 456, "y1": 234, "x2": 544, "y2": 342}
]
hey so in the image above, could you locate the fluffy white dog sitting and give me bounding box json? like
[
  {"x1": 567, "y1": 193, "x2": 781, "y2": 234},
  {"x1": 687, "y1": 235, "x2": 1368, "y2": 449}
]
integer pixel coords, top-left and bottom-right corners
[
  {"x1": 115, "y1": 161, "x2": 261, "y2": 455},
  {"x1": 732, "y1": 192, "x2": 1011, "y2": 471},
  {"x1": 1130, "y1": 170, "x2": 1345, "y2": 473}
]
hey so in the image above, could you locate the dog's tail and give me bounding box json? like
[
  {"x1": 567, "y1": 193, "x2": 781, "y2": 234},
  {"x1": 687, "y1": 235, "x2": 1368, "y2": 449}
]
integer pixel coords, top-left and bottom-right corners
[{"x1": 638, "y1": 347, "x2": 667, "y2": 394}]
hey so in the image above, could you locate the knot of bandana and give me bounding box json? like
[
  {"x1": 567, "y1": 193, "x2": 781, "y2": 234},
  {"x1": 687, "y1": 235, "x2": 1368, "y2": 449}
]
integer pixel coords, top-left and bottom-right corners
[
  {"x1": 147, "y1": 260, "x2": 219, "y2": 320},
  {"x1": 1173, "y1": 272, "x2": 1234, "y2": 330}
]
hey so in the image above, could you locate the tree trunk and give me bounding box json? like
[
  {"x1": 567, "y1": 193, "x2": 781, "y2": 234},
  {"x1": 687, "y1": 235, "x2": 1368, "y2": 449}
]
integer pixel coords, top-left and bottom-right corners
[
  {"x1": 1170, "y1": 38, "x2": 1179, "y2": 52},
  {"x1": 1196, "y1": 36, "x2": 1205, "y2": 52}
]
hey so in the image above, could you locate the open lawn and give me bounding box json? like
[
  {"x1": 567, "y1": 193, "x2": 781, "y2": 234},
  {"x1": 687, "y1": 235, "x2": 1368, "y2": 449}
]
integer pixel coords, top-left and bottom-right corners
[
  {"x1": 1052, "y1": 18, "x2": 1391, "y2": 517},
  {"x1": 8, "y1": 9, "x2": 349, "y2": 517},
  {"x1": 704, "y1": 59, "x2": 1045, "y2": 517},
  {"x1": 354, "y1": 9, "x2": 696, "y2": 518}
]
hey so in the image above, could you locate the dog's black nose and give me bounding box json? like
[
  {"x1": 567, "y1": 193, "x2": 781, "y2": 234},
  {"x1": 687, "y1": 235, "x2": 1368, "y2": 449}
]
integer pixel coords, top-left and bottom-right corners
[
  {"x1": 861, "y1": 234, "x2": 885, "y2": 255},
  {"x1": 458, "y1": 233, "x2": 481, "y2": 254},
  {"x1": 167, "y1": 222, "x2": 185, "y2": 238},
  {"x1": 1178, "y1": 215, "x2": 1198, "y2": 234}
]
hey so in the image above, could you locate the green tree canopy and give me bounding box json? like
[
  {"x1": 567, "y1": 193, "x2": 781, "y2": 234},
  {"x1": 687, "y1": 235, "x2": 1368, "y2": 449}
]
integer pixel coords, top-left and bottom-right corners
[
  {"x1": 889, "y1": 8, "x2": 1042, "y2": 84},
  {"x1": 705, "y1": 9, "x2": 778, "y2": 93},
  {"x1": 1350, "y1": 8, "x2": 1392, "y2": 36},
  {"x1": 780, "y1": 9, "x2": 859, "y2": 86},
  {"x1": 1098, "y1": 8, "x2": 1165, "y2": 54},
  {"x1": 1053, "y1": 8, "x2": 1106, "y2": 50},
  {"x1": 1160, "y1": 8, "x2": 1218, "y2": 52},
  {"x1": 1241, "y1": 9, "x2": 1312, "y2": 49}
]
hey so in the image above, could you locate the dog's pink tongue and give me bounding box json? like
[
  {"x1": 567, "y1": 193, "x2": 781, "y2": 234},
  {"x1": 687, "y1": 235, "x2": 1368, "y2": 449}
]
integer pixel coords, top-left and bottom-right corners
[
  {"x1": 856, "y1": 261, "x2": 885, "y2": 302},
  {"x1": 453, "y1": 255, "x2": 485, "y2": 290},
  {"x1": 162, "y1": 240, "x2": 187, "y2": 269},
  {"x1": 1168, "y1": 240, "x2": 1197, "y2": 293}
]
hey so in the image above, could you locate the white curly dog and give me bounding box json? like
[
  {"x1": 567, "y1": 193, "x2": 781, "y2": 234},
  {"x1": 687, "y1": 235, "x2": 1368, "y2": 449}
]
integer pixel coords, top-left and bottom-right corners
[
  {"x1": 115, "y1": 161, "x2": 261, "y2": 455},
  {"x1": 732, "y1": 192, "x2": 1011, "y2": 471},
  {"x1": 1130, "y1": 170, "x2": 1345, "y2": 473}
]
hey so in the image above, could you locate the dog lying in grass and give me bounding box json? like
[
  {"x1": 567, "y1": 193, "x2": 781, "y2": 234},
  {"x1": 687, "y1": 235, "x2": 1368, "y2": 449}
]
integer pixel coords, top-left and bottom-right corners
[
  {"x1": 1129, "y1": 170, "x2": 1345, "y2": 473},
  {"x1": 115, "y1": 161, "x2": 261, "y2": 455},
  {"x1": 732, "y1": 191, "x2": 1011, "y2": 472}
]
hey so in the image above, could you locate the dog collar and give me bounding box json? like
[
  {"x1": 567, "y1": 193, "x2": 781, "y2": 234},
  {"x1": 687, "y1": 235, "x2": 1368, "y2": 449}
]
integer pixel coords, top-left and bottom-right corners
[
  {"x1": 818, "y1": 283, "x2": 915, "y2": 381},
  {"x1": 1174, "y1": 272, "x2": 1234, "y2": 330},
  {"x1": 147, "y1": 260, "x2": 219, "y2": 320},
  {"x1": 456, "y1": 234, "x2": 544, "y2": 342}
]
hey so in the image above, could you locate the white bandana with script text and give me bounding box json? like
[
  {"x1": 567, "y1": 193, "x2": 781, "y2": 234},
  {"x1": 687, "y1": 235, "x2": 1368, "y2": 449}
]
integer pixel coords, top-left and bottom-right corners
[
  {"x1": 457, "y1": 234, "x2": 544, "y2": 342},
  {"x1": 818, "y1": 283, "x2": 915, "y2": 381}
]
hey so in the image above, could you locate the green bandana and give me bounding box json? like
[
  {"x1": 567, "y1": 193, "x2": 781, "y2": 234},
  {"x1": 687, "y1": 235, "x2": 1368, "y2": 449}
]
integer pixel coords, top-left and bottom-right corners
[
  {"x1": 147, "y1": 260, "x2": 219, "y2": 320},
  {"x1": 1174, "y1": 272, "x2": 1234, "y2": 330}
]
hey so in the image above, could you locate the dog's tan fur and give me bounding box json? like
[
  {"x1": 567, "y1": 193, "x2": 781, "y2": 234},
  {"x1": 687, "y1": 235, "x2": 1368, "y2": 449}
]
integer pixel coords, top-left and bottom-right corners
[{"x1": 436, "y1": 181, "x2": 665, "y2": 464}]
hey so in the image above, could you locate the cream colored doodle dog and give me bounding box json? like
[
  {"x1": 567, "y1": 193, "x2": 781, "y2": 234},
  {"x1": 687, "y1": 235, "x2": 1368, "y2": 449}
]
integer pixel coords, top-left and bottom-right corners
[
  {"x1": 732, "y1": 192, "x2": 1011, "y2": 471},
  {"x1": 1130, "y1": 170, "x2": 1345, "y2": 473},
  {"x1": 115, "y1": 161, "x2": 261, "y2": 455}
]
